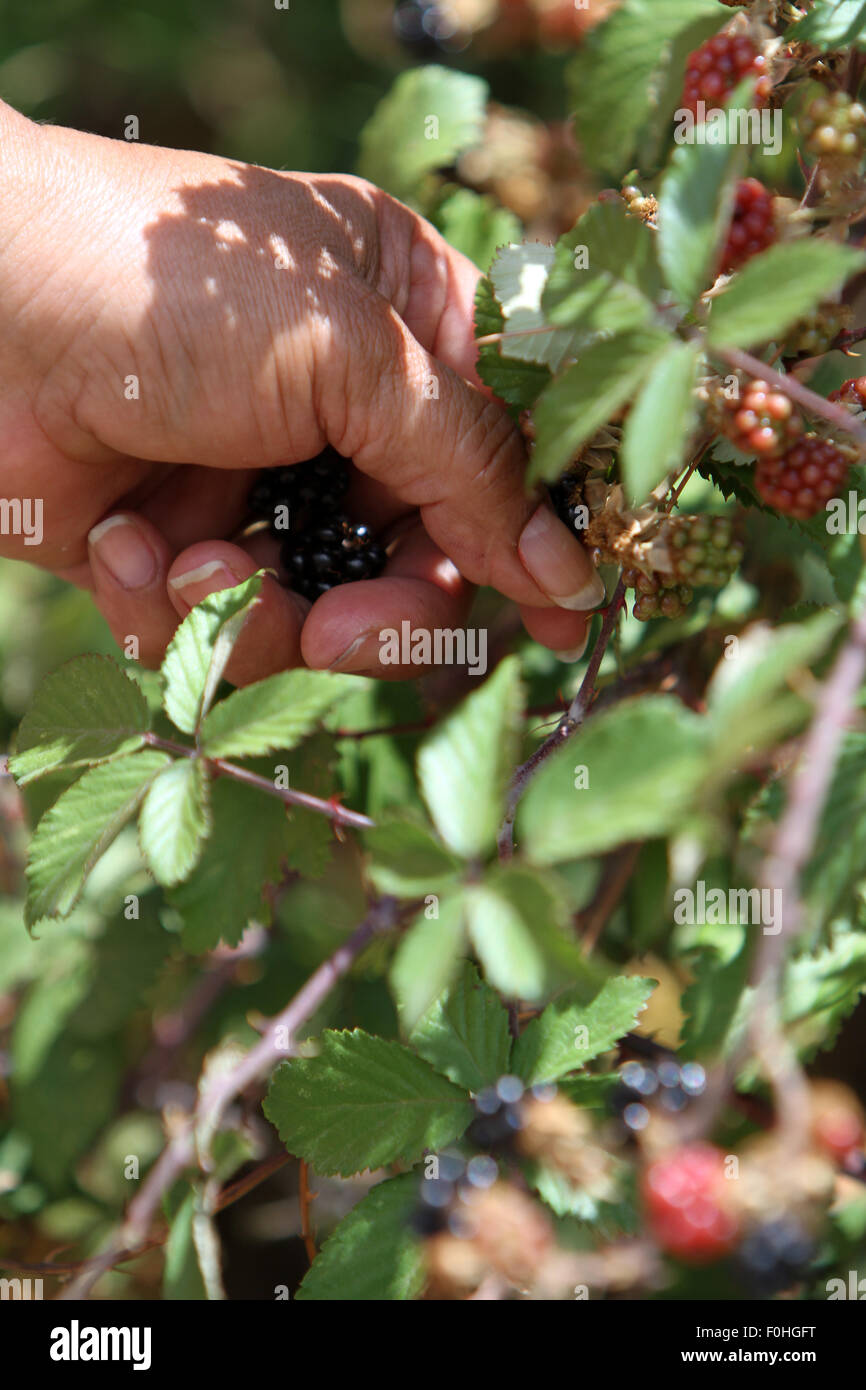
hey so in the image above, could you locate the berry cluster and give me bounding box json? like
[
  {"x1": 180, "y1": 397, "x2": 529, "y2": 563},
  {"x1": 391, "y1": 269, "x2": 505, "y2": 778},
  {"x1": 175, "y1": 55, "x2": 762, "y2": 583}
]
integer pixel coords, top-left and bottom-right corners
[
  {"x1": 623, "y1": 569, "x2": 693, "y2": 623},
  {"x1": 246, "y1": 449, "x2": 387, "y2": 601},
  {"x1": 666, "y1": 514, "x2": 744, "y2": 587},
  {"x1": 719, "y1": 178, "x2": 776, "y2": 274},
  {"x1": 642, "y1": 1143, "x2": 740, "y2": 1264},
  {"x1": 548, "y1": 474, "x2": 586, "y2": 534},
  {"x1": 754, "y1": 436, "x2": 850, "y2": 518},
  {"x1": 784, "y1": 301, "x2": 852, "y2": 356},
  {"x1": 392, "y1": 1, "x2": 456, "y2": 54},
  {"x1": 682, "y1": 34, "x2": 770, "y2": 117},
  {"x1": 721, "y1": 378, "x2": 803, "y2": 458},
  {"x1": 799, "y1": 90, "x2": 866, "y2": 166},
  {"x1": 466, "y1": 1076, "x2": 527, "y2": 1153},
  {"x1": 610, "y1": 1058, "x2": 707, "y2": 1134},
  {"x1": 733, "y1": 1218, "x2": 816, "y2": 1297}
]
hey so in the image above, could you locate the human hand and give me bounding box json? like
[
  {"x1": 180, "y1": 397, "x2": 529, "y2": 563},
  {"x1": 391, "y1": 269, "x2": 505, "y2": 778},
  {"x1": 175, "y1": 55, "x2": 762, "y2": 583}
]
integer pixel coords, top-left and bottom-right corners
[{"x1": 0, "y1": 103, "x2": 604, "y2": 681}]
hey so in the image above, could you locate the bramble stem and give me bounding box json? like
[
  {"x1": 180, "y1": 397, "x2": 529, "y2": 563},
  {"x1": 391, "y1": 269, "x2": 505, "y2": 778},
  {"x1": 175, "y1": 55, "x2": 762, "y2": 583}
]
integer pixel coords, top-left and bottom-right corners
[{"x1": 714, "y1": 345, "x2": 866, "y2": 450}]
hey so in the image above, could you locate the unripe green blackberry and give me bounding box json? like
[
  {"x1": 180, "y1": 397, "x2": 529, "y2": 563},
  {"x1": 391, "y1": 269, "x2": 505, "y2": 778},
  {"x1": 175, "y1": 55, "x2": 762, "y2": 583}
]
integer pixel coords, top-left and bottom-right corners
[
  {"x1": 800, "y1": 90, "x2": 866, "y2": 166},
  {"x1": 784, "y1": 302, "x2": 852, "y2": 356},
  {"x1": 666, "y1": 514, "x2": 744, "y2": 588}
]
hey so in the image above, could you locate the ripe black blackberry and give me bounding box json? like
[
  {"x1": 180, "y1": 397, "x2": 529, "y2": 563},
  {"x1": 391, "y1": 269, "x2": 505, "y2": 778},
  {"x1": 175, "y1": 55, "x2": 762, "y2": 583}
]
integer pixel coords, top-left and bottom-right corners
[
  {"x1": 732, "y1": 1217, "x2": 815, "y2": 1296},
  {"x1": 392, "y1": 1, "x2": 454, "y2": 54},
  {"x1": 548, "y1": 474, "x2": 586, "y2": 534},
  {"x1": 281, "y1": 519, "x2": 386, "y2": 601},
  {"x1": 466, "y1": 1076, "x2": 526, "y2": 1153},
  {"x1": 247, "y1": 449, "x2": 349, "y2": 533},
  {"x1": 609, "y1": 1059, "x2": 707, "y2": 1133}
]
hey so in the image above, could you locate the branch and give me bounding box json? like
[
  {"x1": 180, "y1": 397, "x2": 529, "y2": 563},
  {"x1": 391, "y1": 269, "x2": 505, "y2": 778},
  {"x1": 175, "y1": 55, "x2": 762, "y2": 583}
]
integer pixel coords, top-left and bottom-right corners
[
  {"x1": 57, "y1": 898, "x2": 402, "y2": 1300},
  {"x1": 713, "y1": 345, "x2": 866, "y2": 450},
  {"x1": 497, "y1": 580, "x2": 627, "y2": 859},
  {"x1": 143, "y1": 732, "x2": 374, "y2": 830}
]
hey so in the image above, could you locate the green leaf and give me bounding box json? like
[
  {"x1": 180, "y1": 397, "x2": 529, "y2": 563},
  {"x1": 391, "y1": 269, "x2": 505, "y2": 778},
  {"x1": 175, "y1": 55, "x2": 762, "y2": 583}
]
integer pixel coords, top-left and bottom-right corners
[
  {"x1": 705, "y1": 613, "x2": 841, "y2": 762},
  {"x1": 364, "y1": 817, "x2": 462, "y2": 898},
  {"x1": 409, "y1": 961, "x2": 511, "y2": 1092},
  {"x1": 10, "y1": 655, "x2": 150, "y2": 785},
  {"x1": 790, "y1": 0, "x2": 866, "y2": 51},
  {"x1": 518, "y1": 696, "x2": 709, "y2": 864},
  {"x1": 567, "y1": 0, "x2": 724, "y2": 178},
  {"x1": 474, "y1": 276, "x2": 552, "y2": 414},
  {"x1": 168, "y1": 775, "x2": 291, "y2": 952},
  {"x1": 139, "y1": 759, "x2": 211, "y2": 888},
  {"x1": 161, "y1": 574, "x2": 263, "y2": 735},
  {"x1": 434, "y1": 188, "x2": 521, "y2": 272},
  {"x1": 357, "y1": 66, "x2": 487, "y2": 205},
  {"x1": 528, "y1": 330, "x2": 671, "y2": 485},
  {"x1": 657, "y1": 130, "x2": 744, "y2": 308},
  {"x1": 783, "y1": 927, "x2": 866, "y2": 1060},
  {"x1": 296, "y1": 1174, "x2": 425, "y2": 1301},
  {"x1": 512, "y1": 976, "x2": 656, "y2": 1085},
  {"x1": 707, "y1": 242, "x2": 866, "y2": 350},
  {"x1": 390, "y1": 896, "x2": 468, "y2": 1032},
  {"x1": 200, "y1": 669, "x2": 357, "y2": 759},
  {"x1": 263, "y1": 1030, "x2": 472, "y2": 1176},
  {"x1": 621, "y1": 341, "x2": 699, "y2": 503},
  {"x1": 24, "y1": 751, "x2": 170, "y2": 925},
  {"x1": 11, "y1": 1037, "x2": 122, "y2": 1190},
  {"x1": 417, "y1": 656, "x2": 523, "y2": 860},
  {"x1": 467, "y1": 864, "x2": 595, "y2": 1002},
  {"x1": 542, "y1": 201, "x2": 664, "y2": 341},
  {"x1": 488, "y1": 243, "x2": 577, "y2": 369},
  {"x1": 163, "y1": 1191, "x2": 207, "y2": 1301}
]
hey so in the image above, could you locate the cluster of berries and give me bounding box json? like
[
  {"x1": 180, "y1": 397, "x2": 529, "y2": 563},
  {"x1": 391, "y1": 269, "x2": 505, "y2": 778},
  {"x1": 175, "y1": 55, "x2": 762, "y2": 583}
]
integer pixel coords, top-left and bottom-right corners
[
  {"x1": 681, "y1": 33, "x2": 771, "y2": 116},
  {"x1": 623, "y1": 570, "x2": 694, "y2": 623},
  {"x1": 246, "y1": 449, "x2": 386, "y2": 601},
  {"x1": 799, "y1": 90, "x2": 866, "y2": 166},
  {"x1": 754, "y1": 436, "x2": 850, "y2": 519},
  {"x1": 784, "y1": 301, "x2": 852, "y2": 357},
  {"x1": 721, "y1": 377, "x2": 803, "y2": 457},
  {"x1": 720, "y1": 178, "x2": 776, "y2": 274},
  {"x1": 609, "y1": 1058, "x2": 707, "y2": 1134}
]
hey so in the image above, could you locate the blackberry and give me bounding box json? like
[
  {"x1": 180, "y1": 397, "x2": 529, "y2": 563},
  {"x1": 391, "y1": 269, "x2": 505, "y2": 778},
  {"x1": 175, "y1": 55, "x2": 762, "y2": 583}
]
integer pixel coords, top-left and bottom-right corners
[
  {"x1": 610, "y1": 1059, "x2": 707, "y2": 1133},
  {"x1": 666, "y1": 514, "x2": 744, "y2": 588},
  {"x1": 392, "y1": 1, "x2": 457, "y2": 54},
  {"x1": 466, "y1": 1076, "x2": 526, "y2": 1153},
  {"x1": 733, "y1": 1217, "x2": 815, "y2": 1296},
  {"x1": 784, "y1": 302, "x2": 852, "y2": 357},
  {"x1": 719, "y1": 179, "x2": 776, "y2": 275},
  {"x1": 828, "y1": 375, "x2": 866, "y2": 410},
  {"x1": 623, "y1": 569, "x2": 693, "y2": 622},
  {"x1": 246, "y1": 448, "x2": 350, "y2": 534},
  {"x1": 721, "y1": 378, "x2": 803, "y2": 459},
  {"x1": 755, "y1": 436, "x2": 849, "y2": 518},
  {"x1": 799, "y1": 90, "x2": 866, "y2": 167},
  {"x1": 409, "y1": 1152, "x2": 466, "y2": 1238},
  {"x1": 642, "y1": 1143, "x2": 740, "y2": 1264},
  {"x1": 682, "y1": 34, "x2": 770, "y2": 118},
  {"x1": 281, "y1": 519, "x2": 386, "y2": 601},
  {"x1": 548, "y1": 474, "x2": 585, "y2": 534}
]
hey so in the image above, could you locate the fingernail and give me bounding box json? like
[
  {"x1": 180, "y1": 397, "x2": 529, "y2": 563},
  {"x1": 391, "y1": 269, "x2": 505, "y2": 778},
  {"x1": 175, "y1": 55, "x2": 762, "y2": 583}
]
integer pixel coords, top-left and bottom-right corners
[
  {"x1": 169, "y1": 559, "x2": 240, "y2": 609},
  {"x1": 327, "y1": 633, "x2": 374, "y2": 671},
  {"x1": 88, "y1": 515, "x2": 157, "y2": 591},
  {"x1": 554, "y1": 632, "x2": 590, "y2": 663},
  {"x1": 518, "y1": 503, "x2": 606, "y2": 611}
]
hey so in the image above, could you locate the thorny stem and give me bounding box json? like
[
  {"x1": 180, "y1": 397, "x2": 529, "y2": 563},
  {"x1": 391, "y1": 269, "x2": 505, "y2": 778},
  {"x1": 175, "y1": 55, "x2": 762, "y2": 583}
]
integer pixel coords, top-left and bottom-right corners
[
  {"x1": 143, "y1": 731, "x2": 374, "y2": 830},
  {"x1": 57, "y1": 898, "x2": 402, "y2": 1300},
  {"x1": 497, "y1": 579, "x2": 628, "y2": 859},
  {"x1": 714, "y1": 345, "x2": 866, "y2": 450}
]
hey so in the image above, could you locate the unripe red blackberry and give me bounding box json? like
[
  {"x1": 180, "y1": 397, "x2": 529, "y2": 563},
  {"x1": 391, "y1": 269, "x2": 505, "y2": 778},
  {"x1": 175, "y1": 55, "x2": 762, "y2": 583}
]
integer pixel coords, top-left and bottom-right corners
[
  {"x1": 682, "y1": 33, "x2": 770, "y2": 118},
  {"x1": 754, "y1": 436, "x2": 849, "y2": 518},
  {"x1": 719, "y1": 179, "x2": 776, "y2": 274},
  {"x1": 623, "y1": 568, "x2": 693, "y2": 622},
  {"x1": 799, "y1": 90, "x2": 866, "y2": 166},
  {"x1": 642, "y1": 1143, "x2": 740, "y2": 1264},
  {"x1": 828, "y1": 375, "x2": 866, "y2": 409},
  {"x1": 721, "y1": 379, "x2": 803, "y2": 458}
]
